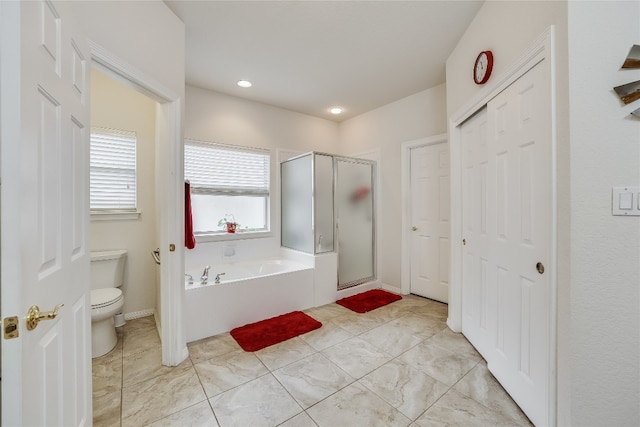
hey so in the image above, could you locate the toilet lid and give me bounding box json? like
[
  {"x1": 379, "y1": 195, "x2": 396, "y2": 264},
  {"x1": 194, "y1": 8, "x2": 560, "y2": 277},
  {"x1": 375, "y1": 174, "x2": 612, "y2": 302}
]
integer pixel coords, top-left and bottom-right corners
[{"x1": 91, "y1": 288, "x2": 123, "y2": 309}]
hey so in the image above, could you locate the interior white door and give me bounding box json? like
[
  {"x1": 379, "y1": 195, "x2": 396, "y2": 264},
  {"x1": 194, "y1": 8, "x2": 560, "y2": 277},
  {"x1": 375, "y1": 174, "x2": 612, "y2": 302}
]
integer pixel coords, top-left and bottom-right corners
[
  {"x1": 409, "y1": 142, "x2": 450, "y2": 302},
  {"x1": 461, "y1": 61, "x2": 552, "y2": 426},
  {"x1": 1, "y1": 1, "x2": 92, "y2": 425},
  {"x1": 460, "y1": 108, "x2": 492, "y2": 358}
]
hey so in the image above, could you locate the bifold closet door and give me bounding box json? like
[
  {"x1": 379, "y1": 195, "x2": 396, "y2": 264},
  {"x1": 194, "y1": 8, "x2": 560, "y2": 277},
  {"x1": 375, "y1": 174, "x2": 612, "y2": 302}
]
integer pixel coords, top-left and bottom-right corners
[{"x1": 461, "y1": 60, "x2": 552, "y2": 426}]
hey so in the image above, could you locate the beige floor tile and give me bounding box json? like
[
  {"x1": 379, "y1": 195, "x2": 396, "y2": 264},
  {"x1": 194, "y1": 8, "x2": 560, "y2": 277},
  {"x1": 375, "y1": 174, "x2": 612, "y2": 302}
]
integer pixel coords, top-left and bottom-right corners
[
  {"x1": 306, "y1": 382, "x2": 411, "y2": 427},
  {"x1": 420, "y1": 300, "x2": 448, "y2": 320},
  {"x1": 273, "y1": 353, "x2": 354, "y2": 409},
  {"x1": 331, "y1": 311, "x2": 388, "y2": 335},
  {"x1": 322, "y1": 336, "x2": 392, "y2": 378},
  {"x1": 254, "y1": 336, "x2": 316, "y2": 371},
  {"x1": 387, "y1": 312, "x2": 447, "y2": 340},
  {"x1": 92, "y1": 354, "x2": 122, "y2": 399},
  {"x1": 279, "y1": 411, "x2": 317, "y2": 427},
  {"x1": 93, "y1": 390, "x2": 121, "y2": 427},
  {"x1": 121, "y1": 366, "x2": 207, "y2": 427},
  {"x1": 397, "y1": 339, "x2": 480, "y2": 386},
  {"x1": 415, "y1": 389, "x2": 521, "y2": 427},
  {"x1": 360, "y1": 359, "x2": 449, "y2": 421},
  {"x1": 92, "y1": 310, "x2": 533, "y2": 427},
  {"x1": 304, "y1": 303, "x2": 353, "y2": 322},
  {"x1": 122, "y1": 327, "x2": 161, "y2": 357},
  {"x1": 358, "y1": 321, "x2": 423, "y2": 357},
  {"x1": 123, "y1": 346, "x2": 192, "y2": 387},
  {"x1": 359, "y1": 304, "x2": 399, "y2": 324},
  {"x1": 146, "y1": 401, "x2": 218, "y2": 427},
  {"x1": 454, "y1": 363, "x2": 533, "y2": 426},
  {"x1": 188, "y1": 333, "x2": 241, "y2": 364},
  {"x1": 194, "y1": 350, "x2": 268, "y2": 397},
  {"x1": 427, "y1": 328, "x2": 481, "y2": 359},
  {"x1": 209, "y1": 374, "x2": 302, "y2": 427},
  {"x1": 299, "y1": 319, "x2": 353, "y2": 351}
]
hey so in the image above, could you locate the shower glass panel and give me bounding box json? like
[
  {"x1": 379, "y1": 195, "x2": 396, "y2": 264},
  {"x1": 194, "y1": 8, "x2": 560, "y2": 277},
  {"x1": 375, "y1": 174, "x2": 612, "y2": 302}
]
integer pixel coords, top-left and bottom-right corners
[
  {"x1": 281, "y1": 152, "x2": 375, "y2": 289},
  {"x1": 336, "y1": 158, "x2": 375, "y2": 289},
  {"x1": 281, "y1": 154, "x2": 313, "y2": 253},
  {"x1": 314, "y1": 154, "x2": 334, "y2": 253}
]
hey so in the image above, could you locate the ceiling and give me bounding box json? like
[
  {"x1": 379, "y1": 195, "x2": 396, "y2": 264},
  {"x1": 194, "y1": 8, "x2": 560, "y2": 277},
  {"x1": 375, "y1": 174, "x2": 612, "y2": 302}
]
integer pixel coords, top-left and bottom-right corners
[{"x1": 164, "y1": 1, "x2": 484, "y2": 122}]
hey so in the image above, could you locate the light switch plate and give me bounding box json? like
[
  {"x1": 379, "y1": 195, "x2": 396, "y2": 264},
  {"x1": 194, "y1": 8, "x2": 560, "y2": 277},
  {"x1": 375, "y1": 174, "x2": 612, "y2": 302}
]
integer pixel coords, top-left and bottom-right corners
[{"x1": 612, "y1": 187, "x2": 640, "y2": 216}]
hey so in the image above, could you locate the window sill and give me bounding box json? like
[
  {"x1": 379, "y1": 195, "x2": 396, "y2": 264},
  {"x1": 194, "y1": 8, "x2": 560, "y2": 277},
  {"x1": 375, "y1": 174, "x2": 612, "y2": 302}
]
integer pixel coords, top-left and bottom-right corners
[
  {"x1": 195, "y1": 230, "x2": 272, "y2": 243},
  {"x1": 91, "y1": 210, "x2": 141, "y2": 222}
]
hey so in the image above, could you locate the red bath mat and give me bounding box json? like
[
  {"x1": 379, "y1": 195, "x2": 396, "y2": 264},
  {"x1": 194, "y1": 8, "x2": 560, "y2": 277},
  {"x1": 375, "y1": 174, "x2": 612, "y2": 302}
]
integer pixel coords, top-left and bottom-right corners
[
  {"x1": 230, "y1": 311, "x2": 322, "y2": 352},
  {"x1": 336, "y1": 289, "x2": 402, "y2": 313}
]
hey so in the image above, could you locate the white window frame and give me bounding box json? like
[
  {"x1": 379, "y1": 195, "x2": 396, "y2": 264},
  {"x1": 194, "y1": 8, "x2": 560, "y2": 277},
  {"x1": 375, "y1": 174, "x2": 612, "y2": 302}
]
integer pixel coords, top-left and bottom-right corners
[
  {"x1": 184, "y1": 139, "x2": 271, "y2": 241},
  {"x1": 89, "y1": 127, "x2": 141, "y2": 221}
]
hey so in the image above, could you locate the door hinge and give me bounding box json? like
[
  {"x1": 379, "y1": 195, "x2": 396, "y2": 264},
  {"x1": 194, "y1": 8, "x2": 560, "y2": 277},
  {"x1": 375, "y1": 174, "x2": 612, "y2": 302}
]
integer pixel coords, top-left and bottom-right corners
[{"x1": 4, "y1": 316, "x2": 19, "y2": 339}]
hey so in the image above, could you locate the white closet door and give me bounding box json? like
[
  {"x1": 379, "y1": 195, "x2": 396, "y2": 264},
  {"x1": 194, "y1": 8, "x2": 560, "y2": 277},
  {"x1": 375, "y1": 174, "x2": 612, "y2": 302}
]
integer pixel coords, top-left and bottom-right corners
[
  {"x1": 461, "y1": 60, "x2": 552, "y2": 426},
  {"x1": 461, "y1": 108, "x2": 492, "y2": 358}
]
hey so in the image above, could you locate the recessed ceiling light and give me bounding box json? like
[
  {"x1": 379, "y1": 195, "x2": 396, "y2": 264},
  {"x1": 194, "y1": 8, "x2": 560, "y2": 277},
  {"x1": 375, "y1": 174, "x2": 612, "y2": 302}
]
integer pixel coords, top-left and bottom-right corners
[
  {"x1": 330, "y1": 107, "x2": 343, "y2": 115},
  {"x1": 237, "y1": 80, "x2": 252, "y2": 88}
]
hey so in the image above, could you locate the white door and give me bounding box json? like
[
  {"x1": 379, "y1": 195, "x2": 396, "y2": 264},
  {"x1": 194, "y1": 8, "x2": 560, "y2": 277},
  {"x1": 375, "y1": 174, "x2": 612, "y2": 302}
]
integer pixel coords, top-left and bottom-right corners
[
  {"x1": 409, "y1": 143, "x2": 450, "y2": 302},
  {"x1": 461, "y1": 61, "x2": 552, "y2": 426},
  {"x1": 1, "y1": 1, "x2": 92, "y2": 425},
  {"x1": 460, "y1": 108, "x2": 492, "y2": 358}
]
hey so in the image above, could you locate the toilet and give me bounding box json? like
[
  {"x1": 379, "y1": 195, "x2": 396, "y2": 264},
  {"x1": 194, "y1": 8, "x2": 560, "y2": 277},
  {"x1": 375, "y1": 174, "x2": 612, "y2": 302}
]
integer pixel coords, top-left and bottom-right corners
[{"x1": 90, "y1": 249, "x2": 126, "y2": 358}]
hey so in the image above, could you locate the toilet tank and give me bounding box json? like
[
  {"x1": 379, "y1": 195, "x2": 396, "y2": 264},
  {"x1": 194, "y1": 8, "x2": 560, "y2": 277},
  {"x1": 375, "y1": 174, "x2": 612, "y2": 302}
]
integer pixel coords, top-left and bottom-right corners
[{"x1": 90, "y1": 250, "x2": 127, "y2": 290}]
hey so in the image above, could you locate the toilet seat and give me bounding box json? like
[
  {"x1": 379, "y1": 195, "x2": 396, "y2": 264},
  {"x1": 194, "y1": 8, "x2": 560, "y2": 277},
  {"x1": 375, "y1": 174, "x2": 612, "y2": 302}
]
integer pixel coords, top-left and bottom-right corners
[{"x1": 91, "y1": 288, "x2": 123, "y2": 309}]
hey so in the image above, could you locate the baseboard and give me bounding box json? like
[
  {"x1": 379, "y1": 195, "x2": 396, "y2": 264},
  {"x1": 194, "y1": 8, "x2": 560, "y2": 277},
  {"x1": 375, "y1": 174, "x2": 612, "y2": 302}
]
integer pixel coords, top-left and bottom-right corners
[
  {"x1": 381, "y1": 283, "x2": 404, "y2": 295},
  {"x1": 124, "y1": 309, "x2": 154, "y2": 320}
]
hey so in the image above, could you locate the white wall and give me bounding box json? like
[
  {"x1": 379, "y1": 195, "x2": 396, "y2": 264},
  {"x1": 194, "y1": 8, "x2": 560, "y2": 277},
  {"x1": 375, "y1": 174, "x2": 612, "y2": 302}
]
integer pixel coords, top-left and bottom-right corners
[
  {"x1": 567, "y1": 1, "x2": 640, "y2": 425},
  {"x1": 446, "y1": 1, "x2": 640, "y2": 425},
  {"x1": 90, "y1": 69, "x2": 157, "y2": 317},
  {"x1": 183, "y1": 86, "x2": 339, "y2": 269},
  {"x1": 71, "y1": 1, "x2": 185, "y2": 99},
  {"x1": 338, "y1": 84, "x2": 448, "y2": 290}
]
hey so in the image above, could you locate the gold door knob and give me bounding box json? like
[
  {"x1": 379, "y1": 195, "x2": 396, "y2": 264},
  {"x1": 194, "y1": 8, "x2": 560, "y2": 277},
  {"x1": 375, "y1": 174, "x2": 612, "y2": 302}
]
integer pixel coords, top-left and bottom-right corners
[
  {"x1": 411, "y1": 226, "x2": 418, "y2": 231},
  {"x1": 26, "y1": 304, "x2": 64, "y2": 331}
]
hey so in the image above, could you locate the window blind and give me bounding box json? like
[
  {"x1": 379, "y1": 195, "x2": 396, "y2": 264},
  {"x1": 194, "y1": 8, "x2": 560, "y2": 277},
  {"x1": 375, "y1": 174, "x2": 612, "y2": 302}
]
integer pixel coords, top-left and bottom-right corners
[
  {"x1": 90, "y1": 128, "x2": 137, "y2": 210},
  {"x1": 184, "y1": 140, "x2": 270, "y2": 195}
]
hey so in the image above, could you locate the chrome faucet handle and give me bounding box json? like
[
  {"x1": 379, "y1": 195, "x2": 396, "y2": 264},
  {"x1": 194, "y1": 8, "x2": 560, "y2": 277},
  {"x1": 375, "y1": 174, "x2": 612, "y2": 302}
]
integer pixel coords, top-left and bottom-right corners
[
  {"x1": 201, "y1": 265, "x2": 211, "y2": 283},
  {"x1": 185, "y1": 273, "x2": 194, "y2": 284},
  {"x1": 214, "y1": 272, "x2": 226, "y2": 284}
]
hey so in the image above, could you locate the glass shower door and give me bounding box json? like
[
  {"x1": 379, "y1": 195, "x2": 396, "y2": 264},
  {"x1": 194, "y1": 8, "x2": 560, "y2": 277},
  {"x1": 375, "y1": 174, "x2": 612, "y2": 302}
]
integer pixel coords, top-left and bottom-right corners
[{"x1": 335, "y1": 158, "x2": 375, "y2": 289}]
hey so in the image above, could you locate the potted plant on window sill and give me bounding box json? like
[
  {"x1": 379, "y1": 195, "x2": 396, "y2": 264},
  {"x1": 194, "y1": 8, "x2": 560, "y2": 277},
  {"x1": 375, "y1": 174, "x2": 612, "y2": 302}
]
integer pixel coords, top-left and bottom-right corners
[{"x1": 217, "y1": 214, "x2": 239, "y2": 233}]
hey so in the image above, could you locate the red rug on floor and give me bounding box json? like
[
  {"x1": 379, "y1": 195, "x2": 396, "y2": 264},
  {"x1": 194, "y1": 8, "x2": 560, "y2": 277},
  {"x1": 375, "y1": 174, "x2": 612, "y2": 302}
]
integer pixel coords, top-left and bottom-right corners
[
  {"x1": 336, "y1": 289, "x2": 402, "y2": 313},
  {"x1": 230, "y1": 311, "x2": 322, "y2": 352}
]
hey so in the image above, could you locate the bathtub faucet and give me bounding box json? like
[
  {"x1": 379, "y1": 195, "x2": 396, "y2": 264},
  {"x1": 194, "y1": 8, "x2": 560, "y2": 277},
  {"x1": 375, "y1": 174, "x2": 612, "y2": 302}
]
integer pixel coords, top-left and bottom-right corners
[
  {"x1": 201, "y1": 265, "x2": 210, "y2": 284},
  {"x1": 214, "y1": 272, "x2": 226, "y2": 284}
]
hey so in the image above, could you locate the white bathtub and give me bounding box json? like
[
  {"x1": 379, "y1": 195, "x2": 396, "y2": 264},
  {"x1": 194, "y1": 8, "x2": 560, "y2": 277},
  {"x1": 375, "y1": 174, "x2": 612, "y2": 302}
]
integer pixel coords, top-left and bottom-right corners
[{"x1": 184, "y1": 258, "x2": 315, "y2": 343}]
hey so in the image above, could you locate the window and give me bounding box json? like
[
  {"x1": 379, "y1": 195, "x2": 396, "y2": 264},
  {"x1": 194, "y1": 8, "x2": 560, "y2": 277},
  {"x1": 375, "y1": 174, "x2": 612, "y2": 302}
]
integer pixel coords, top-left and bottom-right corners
[
  {"x1": 184, "y1": 140, "x2": 270, "y2": 235},
  {"x1": 90, "y1": 128, "x2": 137, "y2": 212}
]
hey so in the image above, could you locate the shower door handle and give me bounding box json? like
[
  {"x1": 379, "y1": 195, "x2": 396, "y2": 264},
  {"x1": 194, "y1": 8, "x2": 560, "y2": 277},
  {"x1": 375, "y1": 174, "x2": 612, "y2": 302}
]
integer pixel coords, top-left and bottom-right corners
[{"x1": 151, "y1": 249, "x2": 161, "y2": 265}]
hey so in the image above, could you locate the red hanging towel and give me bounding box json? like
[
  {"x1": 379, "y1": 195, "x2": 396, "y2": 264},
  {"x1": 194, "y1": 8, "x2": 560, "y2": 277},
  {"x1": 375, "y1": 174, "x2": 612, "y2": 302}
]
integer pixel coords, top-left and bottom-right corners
[{"x1": 185, "y1": 181, "x2": 196, "y2": 249}]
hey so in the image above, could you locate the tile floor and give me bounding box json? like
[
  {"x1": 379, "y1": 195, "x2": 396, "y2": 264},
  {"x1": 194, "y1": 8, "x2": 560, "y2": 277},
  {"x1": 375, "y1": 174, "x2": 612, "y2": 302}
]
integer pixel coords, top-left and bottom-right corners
[{"x1": 92, "y1": 294, "x2": 532, "y2": 427}]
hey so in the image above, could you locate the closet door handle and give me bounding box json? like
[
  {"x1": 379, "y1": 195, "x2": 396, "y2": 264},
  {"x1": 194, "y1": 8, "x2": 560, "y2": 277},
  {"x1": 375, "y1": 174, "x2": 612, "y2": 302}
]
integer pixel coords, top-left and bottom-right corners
[
  {"x1": 536, "y1": 262, "x2": 544, "y2": 274},
  {"x1": 151, "y1": 249, "x2": 161, "y2": 265}
]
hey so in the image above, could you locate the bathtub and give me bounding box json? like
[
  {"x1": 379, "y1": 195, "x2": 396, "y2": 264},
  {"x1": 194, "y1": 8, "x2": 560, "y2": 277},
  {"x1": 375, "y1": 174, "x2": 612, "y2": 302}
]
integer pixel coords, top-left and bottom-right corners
[{"x1": 184, "y1": 258, "x2": 315, "y2": 343}]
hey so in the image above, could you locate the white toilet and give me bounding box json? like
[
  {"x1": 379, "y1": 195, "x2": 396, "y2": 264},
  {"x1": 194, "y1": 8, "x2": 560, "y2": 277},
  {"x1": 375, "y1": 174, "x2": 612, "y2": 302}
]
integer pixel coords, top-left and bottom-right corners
[{"x1": 90, "y1": 249, "x2": 126, "y2": 358}]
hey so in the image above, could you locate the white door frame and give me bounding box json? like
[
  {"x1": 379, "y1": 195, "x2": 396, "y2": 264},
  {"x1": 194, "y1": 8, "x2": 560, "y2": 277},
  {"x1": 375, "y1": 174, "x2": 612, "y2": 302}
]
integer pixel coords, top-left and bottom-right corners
[
  {"x1": 88, "y1": 42, "x2": 186, "y2": 365},
  {"x1": 448, "y1": 26, "x2": 557, "y2": 426},
  {"x1": 400, "y1": 133, "x2": 448, "y2": 295}
]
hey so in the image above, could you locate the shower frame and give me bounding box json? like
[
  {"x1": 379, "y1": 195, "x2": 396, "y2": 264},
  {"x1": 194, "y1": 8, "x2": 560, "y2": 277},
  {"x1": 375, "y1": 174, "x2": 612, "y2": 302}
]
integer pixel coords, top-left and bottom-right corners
[{"x1": 280, "y1": 151, "x2": 377, "y2": 291}]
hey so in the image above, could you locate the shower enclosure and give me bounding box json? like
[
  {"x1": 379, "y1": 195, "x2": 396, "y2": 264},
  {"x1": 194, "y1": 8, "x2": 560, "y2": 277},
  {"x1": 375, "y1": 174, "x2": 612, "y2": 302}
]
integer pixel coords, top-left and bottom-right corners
[{"x1": 281, "y1": 152, "x2": 375, "y2": 290}]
